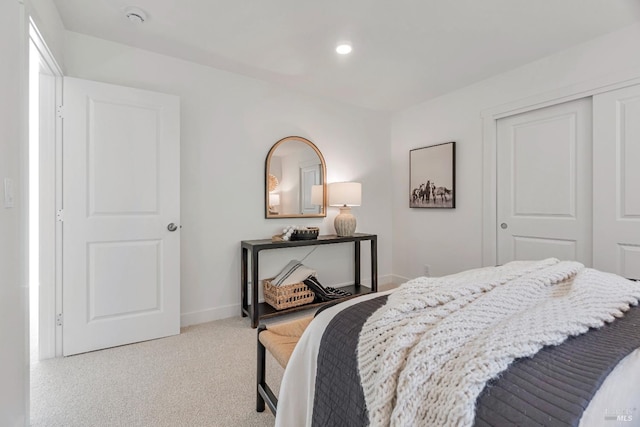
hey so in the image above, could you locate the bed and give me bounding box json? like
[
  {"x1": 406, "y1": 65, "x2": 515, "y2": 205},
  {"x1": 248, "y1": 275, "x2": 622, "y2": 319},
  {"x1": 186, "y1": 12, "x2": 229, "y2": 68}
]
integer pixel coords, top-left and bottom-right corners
[{"x1": 274, "y1": 259, "x2": 640, "y2": 427}]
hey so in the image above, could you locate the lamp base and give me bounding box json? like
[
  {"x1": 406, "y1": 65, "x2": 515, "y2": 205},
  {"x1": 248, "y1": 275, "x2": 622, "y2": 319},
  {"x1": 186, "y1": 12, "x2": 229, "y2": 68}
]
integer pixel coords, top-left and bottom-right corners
[{"x1": 334, "y1": 206, "x2": 356, "y2": 237}]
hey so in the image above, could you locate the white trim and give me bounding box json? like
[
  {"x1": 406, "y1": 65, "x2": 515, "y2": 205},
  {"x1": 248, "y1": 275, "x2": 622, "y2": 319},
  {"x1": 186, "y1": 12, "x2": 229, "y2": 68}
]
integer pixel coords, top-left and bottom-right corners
[
  {"x1": 53, "y1": 72, "x2": 63, "y2": 358},
  {"x1": 481, "y1": 71, "x2": 640, "y2": 120},
  {"x1": 181, "y1": 303, "x2": 241, "y2": 327},
  {"x1": 481, "y1": 71, "x2": 640, "y2": 267},
  {"x1": 28, "y1": 18, "x2": 62, "y2": 77},
  {"x1": 28, "y1": 18, "x2": 64, "y2": 359},
  {"x1": 36, "y1": 71, "x2": 57, "y2": 360},
  {"x1": 390, "y1": 274, "x2": 411, "y2": 286},
  {"x1": 481, "y1": 116, "x2": 498, "y2": 267},
  {"x1": 18, "y1": 1, "x2": 30, "y2": 421},
  {"x1": 378, "y1": 281, "x2": 400, "y2": 292}
]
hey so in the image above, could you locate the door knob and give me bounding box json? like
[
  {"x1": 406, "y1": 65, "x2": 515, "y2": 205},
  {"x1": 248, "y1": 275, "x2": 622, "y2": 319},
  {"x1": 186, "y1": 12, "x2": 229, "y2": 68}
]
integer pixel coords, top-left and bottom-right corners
[
  {"x1": 500, "y1": 223, "x2": 508, "y2": 229},
  {"x1": 167, "y1": 223, "x2": 178, "y2": 232}
]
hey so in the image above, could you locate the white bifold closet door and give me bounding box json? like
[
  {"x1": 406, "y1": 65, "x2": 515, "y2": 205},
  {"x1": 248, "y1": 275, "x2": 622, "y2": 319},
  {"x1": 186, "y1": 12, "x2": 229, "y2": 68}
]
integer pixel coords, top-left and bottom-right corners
[
  {"x1": 497, "y1": 98, "x2": 593, "y2": 266},
  {"x1": 62, "y1": 77, "x2": 181, "y2": 356},
  {"x1": 593, "y1": 84, "x2": 640, "y2": 280}
]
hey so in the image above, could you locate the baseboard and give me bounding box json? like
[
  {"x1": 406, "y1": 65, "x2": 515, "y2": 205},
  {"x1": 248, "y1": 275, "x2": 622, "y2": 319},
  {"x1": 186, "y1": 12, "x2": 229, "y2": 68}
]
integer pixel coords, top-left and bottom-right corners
[
  {"x1": 181, "y1": 274, "x2": 397, "y2": 327},
  {"x1": 180, "y1": 303, "x2": 241, "y2": 327},
  {"x1": 390, "y1": 274, "x2": 411, "y2": 286}
]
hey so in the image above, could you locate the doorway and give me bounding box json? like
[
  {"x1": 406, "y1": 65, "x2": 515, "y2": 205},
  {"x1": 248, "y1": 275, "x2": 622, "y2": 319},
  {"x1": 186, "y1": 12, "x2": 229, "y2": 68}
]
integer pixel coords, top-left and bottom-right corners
[
  {"x1": 28, "y1": 25, "x2": 182, "y2": 361},
  {"x1": 28, "y1": 20, "x2": 63, "y2": 362}
]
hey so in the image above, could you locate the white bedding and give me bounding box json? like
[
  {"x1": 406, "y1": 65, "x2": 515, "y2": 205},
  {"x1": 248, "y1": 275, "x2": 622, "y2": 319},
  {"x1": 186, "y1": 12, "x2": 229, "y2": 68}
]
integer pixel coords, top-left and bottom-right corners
[{"x1": 275, "y1": 289, "x2": 640, "y2": 427}]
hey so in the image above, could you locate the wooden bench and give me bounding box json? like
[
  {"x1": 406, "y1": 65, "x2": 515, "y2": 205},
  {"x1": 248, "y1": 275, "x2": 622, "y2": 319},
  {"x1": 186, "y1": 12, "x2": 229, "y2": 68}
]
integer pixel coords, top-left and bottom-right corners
[{"x1": 256, "y1": 315, "x2": 313, "y2": 415}]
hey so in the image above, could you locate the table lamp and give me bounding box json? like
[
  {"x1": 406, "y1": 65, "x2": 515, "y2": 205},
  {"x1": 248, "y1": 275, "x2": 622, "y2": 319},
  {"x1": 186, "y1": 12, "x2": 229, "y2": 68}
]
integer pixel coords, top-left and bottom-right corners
[{"x1": 329, "y1": 182, "x2": 361, "y2": 237}]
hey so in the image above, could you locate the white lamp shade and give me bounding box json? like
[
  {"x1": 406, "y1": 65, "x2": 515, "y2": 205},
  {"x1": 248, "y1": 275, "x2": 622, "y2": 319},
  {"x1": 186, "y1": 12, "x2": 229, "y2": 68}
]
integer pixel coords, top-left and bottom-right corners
[
  {"x1": 269, "y1": 193, "x2": 280, "y2": 206},
  {"x1": 311, "y1": 185, "x2": 324, "y2": 205},
  {"x1": 329, "y1": 182, "x2": 361, "y2": 206}
]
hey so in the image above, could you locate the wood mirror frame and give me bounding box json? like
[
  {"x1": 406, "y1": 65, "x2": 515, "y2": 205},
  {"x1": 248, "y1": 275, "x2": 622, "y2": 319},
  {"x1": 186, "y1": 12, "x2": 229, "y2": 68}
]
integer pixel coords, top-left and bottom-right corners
[{"x1": 265, "y1": 136, "x2": 327, "y2": 218}]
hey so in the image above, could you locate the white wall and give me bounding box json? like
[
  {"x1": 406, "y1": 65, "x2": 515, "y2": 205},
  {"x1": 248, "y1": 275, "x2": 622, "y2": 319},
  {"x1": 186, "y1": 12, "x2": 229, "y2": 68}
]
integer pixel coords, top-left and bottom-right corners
[
  {"x1": 391, "y1": 23, "x2": 640, "y2": 281},
  {"x1": 63, "y1": 31, "x2": 393, "y2": 325},
  {"x1": 0, "y1": 0, "x2": 28, "y2": 425}
]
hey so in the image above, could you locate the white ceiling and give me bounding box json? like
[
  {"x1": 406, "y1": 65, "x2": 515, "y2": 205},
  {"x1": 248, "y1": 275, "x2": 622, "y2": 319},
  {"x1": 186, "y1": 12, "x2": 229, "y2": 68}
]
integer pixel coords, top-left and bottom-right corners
[{"x1": 53, "y1": 0, "x2": 640, "y2": 112}]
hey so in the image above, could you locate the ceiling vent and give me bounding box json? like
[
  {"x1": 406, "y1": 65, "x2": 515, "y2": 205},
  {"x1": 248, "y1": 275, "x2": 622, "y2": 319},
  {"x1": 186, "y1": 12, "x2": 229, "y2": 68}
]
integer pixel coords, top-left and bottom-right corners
[{"x1": 124, "y1": 7, "x2": 147, "y2": 24}]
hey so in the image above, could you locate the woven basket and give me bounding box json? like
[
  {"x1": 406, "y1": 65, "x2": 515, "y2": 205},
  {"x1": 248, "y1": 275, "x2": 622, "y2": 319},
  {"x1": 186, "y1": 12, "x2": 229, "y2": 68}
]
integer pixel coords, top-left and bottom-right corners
[{"x1": 263, "y1": 278, "x2": 315, "y2": 310}]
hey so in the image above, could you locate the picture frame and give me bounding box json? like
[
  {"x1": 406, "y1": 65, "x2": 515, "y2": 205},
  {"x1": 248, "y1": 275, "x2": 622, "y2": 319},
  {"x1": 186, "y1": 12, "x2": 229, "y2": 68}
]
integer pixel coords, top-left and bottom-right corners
[{"x1": 410, "y1": 141, "x2": 456, "y2": 208}]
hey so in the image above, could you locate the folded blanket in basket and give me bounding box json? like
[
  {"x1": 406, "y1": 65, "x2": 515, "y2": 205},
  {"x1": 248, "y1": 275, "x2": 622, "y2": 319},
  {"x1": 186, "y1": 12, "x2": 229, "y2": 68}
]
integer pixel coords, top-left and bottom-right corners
[{"x1": 272, "y1": 260, "x2": 316, "y2": 287}]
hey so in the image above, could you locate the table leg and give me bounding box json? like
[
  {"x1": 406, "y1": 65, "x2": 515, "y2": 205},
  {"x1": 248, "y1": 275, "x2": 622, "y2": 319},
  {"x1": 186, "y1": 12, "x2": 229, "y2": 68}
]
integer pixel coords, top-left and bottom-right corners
[
  {"x1": 251, "y1": 249, "x2": 260, "y2": 328},
  {"x1": 354, "y1": 241, "x2": 361, "y2": 289},
  {"x1": 241, "y1": 247, "x2": 248, "y2": 317},
  {"x1": 371, "y1": 237, "x2": 378, "y2": 292}
]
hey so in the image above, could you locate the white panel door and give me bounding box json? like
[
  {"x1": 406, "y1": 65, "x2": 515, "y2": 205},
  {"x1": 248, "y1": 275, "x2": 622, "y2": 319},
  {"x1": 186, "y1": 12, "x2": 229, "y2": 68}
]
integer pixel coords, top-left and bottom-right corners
[
  {"x1": 593, "y1": 84, "x2": 640, "y2": 279},
  {"x1": 497, "y1": 98, "x2": 592, "y2": 265},
  {"x1": 62, "y1": 77, "x2": 180, "y2": 356}
]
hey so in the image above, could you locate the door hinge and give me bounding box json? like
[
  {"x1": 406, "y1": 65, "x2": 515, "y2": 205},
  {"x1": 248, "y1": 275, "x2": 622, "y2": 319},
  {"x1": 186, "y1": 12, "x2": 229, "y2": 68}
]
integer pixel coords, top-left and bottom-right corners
[
  {"x1": 56, "y1": 209, "x2": 64, "y2": 222},
  {"x1": 56, "y1": 105, "x2": 64, "y2": 119},
  {"x1": 56, "y1": 313, "x2": 63, "y2": 326}
]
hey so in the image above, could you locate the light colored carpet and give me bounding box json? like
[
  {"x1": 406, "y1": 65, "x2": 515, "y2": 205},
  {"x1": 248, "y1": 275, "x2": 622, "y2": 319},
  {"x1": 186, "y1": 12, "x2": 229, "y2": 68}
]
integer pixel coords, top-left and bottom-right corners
[{"x1": 30, "y1": 316, "x2": 286, "y2": 427}]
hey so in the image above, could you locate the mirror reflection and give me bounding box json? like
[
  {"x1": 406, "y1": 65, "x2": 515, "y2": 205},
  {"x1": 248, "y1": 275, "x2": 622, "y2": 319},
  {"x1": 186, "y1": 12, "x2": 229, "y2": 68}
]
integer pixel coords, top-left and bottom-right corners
[{"x1": 265, "y1": 136, "x2": 326, "y2": 218}]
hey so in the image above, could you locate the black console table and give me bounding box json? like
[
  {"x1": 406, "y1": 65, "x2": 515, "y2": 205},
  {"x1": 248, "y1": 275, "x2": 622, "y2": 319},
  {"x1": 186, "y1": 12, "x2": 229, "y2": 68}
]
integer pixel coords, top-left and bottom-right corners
[{"x1": 240, "y1": 233, "x2": 377, "y2": 328}]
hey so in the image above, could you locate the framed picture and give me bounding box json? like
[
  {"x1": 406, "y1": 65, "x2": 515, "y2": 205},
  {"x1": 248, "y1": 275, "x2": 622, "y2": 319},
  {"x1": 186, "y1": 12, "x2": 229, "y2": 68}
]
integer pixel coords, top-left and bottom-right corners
[{"x1": 410, "y1": 141, "x2": 455, "y2": 208}]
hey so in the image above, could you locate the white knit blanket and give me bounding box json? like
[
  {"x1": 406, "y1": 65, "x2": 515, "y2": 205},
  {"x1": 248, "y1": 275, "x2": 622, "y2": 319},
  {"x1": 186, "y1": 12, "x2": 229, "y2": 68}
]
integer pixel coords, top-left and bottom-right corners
[{"x1": 357, "y1": 259, "x2": 640, "y2": 427}]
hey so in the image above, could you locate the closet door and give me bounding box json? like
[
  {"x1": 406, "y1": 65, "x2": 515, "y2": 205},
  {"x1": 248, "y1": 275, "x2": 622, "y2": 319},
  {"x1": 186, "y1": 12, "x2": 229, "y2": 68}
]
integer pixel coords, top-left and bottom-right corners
[
  {"x1": 593, "y1": 84, "x2": 640, "y2": 279},
  {"x1": 497, "y1": 98, "x2": 592, "y2": 265}
]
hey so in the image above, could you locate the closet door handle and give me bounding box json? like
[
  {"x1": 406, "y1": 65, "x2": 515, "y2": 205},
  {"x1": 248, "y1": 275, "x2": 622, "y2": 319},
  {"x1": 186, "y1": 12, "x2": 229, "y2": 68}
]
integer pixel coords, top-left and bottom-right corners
[{"x1": 500, "y1": 223, "x2": 508, "y2": 229}]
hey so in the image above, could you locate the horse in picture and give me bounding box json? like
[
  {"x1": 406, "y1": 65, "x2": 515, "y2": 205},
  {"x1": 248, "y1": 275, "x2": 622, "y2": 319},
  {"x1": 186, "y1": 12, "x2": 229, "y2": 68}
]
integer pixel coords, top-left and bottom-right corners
[
  {"x1": 435, "y1": 186, "x2": 452, "y2": 202},
  {"x1": 411, "y1": 181, "x2": 453, "y2": 207}
]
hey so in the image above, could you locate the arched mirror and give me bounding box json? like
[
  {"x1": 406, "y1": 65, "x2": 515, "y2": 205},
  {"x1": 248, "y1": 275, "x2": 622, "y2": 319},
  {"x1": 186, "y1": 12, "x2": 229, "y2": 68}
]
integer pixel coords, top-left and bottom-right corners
[{"x1": 265, "y1": 136, "x2": 327, "y2": 218}]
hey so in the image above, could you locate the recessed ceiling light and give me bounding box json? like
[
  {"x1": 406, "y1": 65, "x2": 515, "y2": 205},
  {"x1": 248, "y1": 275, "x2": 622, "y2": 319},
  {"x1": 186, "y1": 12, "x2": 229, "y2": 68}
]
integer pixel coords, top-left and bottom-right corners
[
  {"x1": 336, "y1": 44, "x2": 352, "y2": 55},
  {"x1": 124, "y1": 7, "x2": 147, "y2": 24}
]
